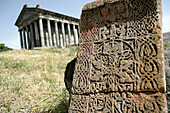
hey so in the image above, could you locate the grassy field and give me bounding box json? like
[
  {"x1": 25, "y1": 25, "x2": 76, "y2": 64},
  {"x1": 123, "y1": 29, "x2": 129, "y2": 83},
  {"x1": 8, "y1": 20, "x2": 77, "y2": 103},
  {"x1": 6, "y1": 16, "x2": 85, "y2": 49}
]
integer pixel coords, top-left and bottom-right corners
[{"x1": 0, "y1": 46, "x2": 77, "y2": 112}]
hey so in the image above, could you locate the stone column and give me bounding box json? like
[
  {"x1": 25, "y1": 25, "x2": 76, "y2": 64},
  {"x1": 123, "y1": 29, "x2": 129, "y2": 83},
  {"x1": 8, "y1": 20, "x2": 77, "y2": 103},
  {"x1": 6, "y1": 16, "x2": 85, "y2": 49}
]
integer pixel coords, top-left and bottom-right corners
[
  {"x1": 39, "y1": 18, "x2": 45, "y2": 47},
  {"x1": 47, "y1": 19, "x2": 52, "y2": 46},
  {"x1": 73, "y1": 24, "x2": 77, "y2": 45},
  {"x1": 23, "y1": 29, "x2": 27, "y2": 49},
  {"x1": 30, "y1": 24, "x2": 34, "y2": 49},
  {"x1": 54, "y1": 21, "x2": 59, "y2": 47},
  {"x1": 51, "y1": 21, "x2": 57, "y2": 47},
  {"x1": 77, "y1": 25, "x2": 80, "y2": 38},
  {"x1": 46, "y1": 32, "x2": 49, "y2": 47},
  {"x1": 75, "y1": 25, "x2": 80, "y2": 44},
  {"x1": 26, "y1": 26, "x2": 30, "y2": 49},
  {"x1": 19, "y1": 30, "x2": 24, "y2": 49},
  {"x1": 34, "y1": 21, "x2": 40, "y2": 47},
  {"x1": 61, "y1": 22, "x2": 66, "y2": 46},
  {"x1": 53, "y1": 33, "x2": 57, "y2": 46},
  {"x1": 67, "y1": 23, "x2": 71, "y2": 45}
]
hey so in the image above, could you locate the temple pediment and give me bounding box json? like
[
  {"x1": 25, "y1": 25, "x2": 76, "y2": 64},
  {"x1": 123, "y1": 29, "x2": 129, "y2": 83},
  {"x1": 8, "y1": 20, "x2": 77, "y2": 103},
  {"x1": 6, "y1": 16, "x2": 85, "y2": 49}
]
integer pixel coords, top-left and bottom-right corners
[
  {"x1": 20, "y1": 10, "x2": 36, "y2": 22},
  {"x1": 15, "y1": 5, "x2": 37, "y2": 26}
]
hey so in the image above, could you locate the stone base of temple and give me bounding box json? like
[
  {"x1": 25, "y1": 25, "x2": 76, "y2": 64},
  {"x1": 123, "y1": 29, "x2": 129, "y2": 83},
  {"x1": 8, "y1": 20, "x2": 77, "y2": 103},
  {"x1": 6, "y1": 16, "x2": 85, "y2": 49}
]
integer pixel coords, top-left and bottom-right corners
[{"x1": 32, "y1": 45, "x2": 77, "y2": 50}]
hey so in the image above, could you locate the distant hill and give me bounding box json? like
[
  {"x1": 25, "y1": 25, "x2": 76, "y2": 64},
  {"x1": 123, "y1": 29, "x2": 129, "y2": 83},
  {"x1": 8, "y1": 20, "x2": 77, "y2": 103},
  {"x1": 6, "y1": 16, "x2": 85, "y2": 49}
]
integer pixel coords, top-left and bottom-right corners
[{"x1": 163, "y1": 32, "x2": 170, "y2": 48}]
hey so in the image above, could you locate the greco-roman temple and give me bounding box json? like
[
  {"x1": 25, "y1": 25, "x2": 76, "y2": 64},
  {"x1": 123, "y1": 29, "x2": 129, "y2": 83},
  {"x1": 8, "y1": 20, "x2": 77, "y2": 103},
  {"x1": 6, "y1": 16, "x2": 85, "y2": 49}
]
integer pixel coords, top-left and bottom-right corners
[{"x1": 15, "y1": 4, "x2": 80, "y2": 49}]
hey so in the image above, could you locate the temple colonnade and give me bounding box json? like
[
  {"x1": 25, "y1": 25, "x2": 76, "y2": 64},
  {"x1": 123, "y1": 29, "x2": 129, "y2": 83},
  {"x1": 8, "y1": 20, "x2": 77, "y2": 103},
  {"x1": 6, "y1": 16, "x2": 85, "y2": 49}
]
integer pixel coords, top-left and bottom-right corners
[{"x1": 19, "y1": 18, "x2": 79, "y2": 49}]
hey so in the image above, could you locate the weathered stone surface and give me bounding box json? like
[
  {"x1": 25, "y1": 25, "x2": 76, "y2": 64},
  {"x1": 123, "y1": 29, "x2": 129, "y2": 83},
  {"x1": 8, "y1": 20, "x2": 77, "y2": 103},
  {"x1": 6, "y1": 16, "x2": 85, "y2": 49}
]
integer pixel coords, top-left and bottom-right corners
[
  {"x1": 69, "y1": 0, "x2": 167, "y2": 112},
  {"x1": 69, "y1": 92, "x2": 166, "y2": 112}
]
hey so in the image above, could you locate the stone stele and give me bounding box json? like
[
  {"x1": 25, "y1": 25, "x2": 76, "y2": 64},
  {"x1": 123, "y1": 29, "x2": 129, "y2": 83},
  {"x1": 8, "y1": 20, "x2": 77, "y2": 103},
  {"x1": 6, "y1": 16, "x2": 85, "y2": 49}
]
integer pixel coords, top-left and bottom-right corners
[{"x1": 68, "y1": 0, "x2": 167, "y2": 112}]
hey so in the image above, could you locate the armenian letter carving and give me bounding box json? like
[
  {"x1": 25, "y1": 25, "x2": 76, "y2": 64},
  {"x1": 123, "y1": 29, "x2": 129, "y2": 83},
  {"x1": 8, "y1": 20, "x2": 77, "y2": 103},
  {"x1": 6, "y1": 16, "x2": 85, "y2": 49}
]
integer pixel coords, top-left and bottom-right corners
[{"x1": 69, "y1": 0, "x2": 167, "y2": 112}]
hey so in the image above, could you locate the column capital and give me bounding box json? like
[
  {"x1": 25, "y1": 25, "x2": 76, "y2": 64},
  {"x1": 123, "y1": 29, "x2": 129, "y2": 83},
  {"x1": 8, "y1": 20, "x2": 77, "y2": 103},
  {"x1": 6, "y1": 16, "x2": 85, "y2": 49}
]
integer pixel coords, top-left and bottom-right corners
[
  {"x1": 47, "y1": 18, "x2": 51, "y2": 21},
  {"x1": 57, "y1": 18, "x2": 63, "y2": 23},
  {"x1": 61, "y1": 21, "x2": 65, "y2": 24},
  {"x1": 75, "y1": 23, "x2": 79, "y2": 26},
  {"x1": 39, "y1": 17, "x2": 43, "y2": 20},
  {"x1": 54, "y1": 20, "x2": 59, "y2": 23},
  {"x1": 64, "y1": 21, "x2": 70, "y2": 24},
  {"x1": 63, "y1": 20, "x2": 69, "y2": 24},
  {"x1": 69, "y1": 22, "x2": 74, "y2": 25},
  {"x1": 54, "y1": 18, "x2": 59, "y2": 22}
]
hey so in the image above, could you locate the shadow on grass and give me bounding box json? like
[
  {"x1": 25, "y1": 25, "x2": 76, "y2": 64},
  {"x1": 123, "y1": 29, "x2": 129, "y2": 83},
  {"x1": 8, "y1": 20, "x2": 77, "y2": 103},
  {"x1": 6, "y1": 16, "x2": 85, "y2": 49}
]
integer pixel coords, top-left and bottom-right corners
[
  {"x1": 44, "y1": 100, "x2": 68, "y2": 113},
  {"x1": 32, "y1": 88, "x2": 69, "y2": 113}
]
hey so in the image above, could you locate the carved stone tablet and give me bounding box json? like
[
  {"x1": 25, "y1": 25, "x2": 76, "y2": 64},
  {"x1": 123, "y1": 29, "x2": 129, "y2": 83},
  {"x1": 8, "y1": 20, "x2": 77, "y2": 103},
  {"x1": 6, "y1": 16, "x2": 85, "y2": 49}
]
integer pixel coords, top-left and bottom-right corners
[{"x1": 69, "y1": 0, "x2": 167, "y2": 112}]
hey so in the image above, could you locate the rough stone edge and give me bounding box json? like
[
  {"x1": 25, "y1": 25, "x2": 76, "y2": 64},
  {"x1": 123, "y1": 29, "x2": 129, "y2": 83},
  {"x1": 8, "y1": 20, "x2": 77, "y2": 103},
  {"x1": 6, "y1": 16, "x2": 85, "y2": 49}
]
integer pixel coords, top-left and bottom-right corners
[
  {"x1": 79, "y1": 0, "x2": 168, "y2": 112},
  {"x1": 159, "y1": 0, "x2": 168, "y2": 111},
  {"x1": 82, "y1": 0, "x2": 126, "y2": 11}
]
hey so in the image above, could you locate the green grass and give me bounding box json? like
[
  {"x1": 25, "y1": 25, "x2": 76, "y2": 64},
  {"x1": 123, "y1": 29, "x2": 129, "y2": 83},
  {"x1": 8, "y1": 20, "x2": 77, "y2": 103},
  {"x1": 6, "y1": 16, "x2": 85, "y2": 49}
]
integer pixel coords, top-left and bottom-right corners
[{"x1": 0, "y1": 46, "x2": 77, "y2": 112}]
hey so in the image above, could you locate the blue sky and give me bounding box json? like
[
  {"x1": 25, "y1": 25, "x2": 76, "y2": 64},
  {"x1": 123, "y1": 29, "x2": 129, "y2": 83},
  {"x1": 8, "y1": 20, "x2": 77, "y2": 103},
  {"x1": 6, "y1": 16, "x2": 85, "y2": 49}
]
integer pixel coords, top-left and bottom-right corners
[{"x1": 0, "y1": 0, "x2": 170, "y2": 49}]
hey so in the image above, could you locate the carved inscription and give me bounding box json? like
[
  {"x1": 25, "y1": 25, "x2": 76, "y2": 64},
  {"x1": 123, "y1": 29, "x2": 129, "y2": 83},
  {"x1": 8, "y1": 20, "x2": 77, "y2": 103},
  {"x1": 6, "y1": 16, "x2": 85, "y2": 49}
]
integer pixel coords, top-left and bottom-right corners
[
  {"x1": 69, "y1": 0, "x2": 166, "y2": 112},
  {"x1": 69, "y1": 93, "x2": 166, "y2": 112}
]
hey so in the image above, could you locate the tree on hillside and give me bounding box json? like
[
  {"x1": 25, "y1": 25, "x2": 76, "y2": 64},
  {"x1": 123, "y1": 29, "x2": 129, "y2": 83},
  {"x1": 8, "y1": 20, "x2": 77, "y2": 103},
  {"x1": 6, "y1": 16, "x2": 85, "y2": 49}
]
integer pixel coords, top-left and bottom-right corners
[{"x1": 0, "y1": 43, "x2": 13, "y2": 52}]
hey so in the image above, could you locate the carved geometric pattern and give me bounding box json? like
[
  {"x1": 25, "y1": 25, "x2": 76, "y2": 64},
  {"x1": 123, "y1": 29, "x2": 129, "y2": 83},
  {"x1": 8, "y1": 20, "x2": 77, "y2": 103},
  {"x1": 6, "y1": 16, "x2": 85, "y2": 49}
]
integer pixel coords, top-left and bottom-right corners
[
  {"x1": 68, "y1": 95, "x2": 89, "y2": 113},
  {"x1": 72, "y1": 43, "x2": 93, "y2": 94},
  {"x1": 69, "y1": 0, "x2": 166, "y2": 112},
  {"x1": 69, "y1": 92, "x2": 166, "y2": 113}
]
